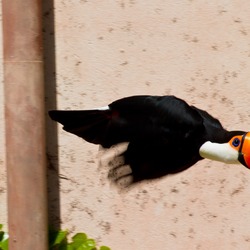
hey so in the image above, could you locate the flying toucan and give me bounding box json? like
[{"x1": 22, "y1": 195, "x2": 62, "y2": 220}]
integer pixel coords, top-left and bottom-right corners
[{"x1": 49, "y1": 95, "x2": 250, "y2": 184}]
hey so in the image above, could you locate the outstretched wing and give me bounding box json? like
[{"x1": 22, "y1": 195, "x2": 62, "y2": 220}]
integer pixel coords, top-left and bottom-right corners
[
  {"x1": 49, "y1": 95, "x2": 205, "y2": 183},
  {"x1": 49, "y1": 95, "x2": 204, "y2": 147}
]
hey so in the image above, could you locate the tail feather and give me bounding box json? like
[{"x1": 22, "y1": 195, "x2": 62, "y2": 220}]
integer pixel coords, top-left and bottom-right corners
[{"x1": 49, "y1": 110, "x2": 111, "y2": 146}]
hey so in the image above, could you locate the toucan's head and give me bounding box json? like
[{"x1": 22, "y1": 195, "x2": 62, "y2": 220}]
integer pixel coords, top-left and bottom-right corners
[
  {"x1": 229, "y1": 132, "x2": 250, "y2": 169},
  {"x1": 199, "y1": 132, "x2": 250, "y2": 168}
]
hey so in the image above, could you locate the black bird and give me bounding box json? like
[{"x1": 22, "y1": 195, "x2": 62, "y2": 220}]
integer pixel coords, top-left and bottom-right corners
[{"x1": 49, "y1": 95, "x2": 250, "y2": 184}]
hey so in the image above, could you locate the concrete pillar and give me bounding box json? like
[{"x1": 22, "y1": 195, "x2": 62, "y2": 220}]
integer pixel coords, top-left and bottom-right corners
[{"x1": 2, "y1": 0, "x2": 48, "y2": 249}]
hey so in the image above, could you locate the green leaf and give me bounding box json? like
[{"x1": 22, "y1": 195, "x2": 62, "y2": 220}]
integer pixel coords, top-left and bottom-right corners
[
  {"x1": 70, "y1": 236, "x2": 96, "y2": 250},
  {"x1": 66, "y1": 244, "x2": 75, "y2": 250},
  {"x1": 82, "y1": 239, "x2": 96, "y2": 248},
  {"x1": 72, "y1": 233, "x2": 88, "y2": 243},
  {"x1": 67, "y1": 242, "x2": 92, "y2": 250},
  {"x1": 1, "y1": 233, "x2": 8, "y2": 242},
  {"x1": 49, "y1": 229, "x2": 68, "y2": 247},
  {"x1": 0, "y1": 231, "x2": 9, "y2": 250},
  {"x1": 0, "y1": 237, "x2": 9, "y2": 250},
  {"x1": 100, "y1": 246, "x2": 111, "y2": 250},
  {"x1": 69, "y1": 233, "x2": 87, "y2": 249}
]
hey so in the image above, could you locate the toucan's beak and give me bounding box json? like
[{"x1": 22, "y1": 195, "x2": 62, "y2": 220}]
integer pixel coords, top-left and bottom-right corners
[{"x1": 238, "y1": 132, "x2": 250, "y2": 168}]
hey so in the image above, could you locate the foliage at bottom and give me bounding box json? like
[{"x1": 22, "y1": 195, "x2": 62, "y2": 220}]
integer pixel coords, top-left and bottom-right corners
[{"x1": 0, "y1": 224, "x2": 110, "y2": 250}]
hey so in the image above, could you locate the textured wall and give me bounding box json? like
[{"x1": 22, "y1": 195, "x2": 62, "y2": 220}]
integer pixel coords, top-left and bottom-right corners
[
  {"x1": 2, "y1": 1, "x2": 250, "y2": 249},
  {"x1": 50, "y1": 1, "x2": 250, "y2": 249}
]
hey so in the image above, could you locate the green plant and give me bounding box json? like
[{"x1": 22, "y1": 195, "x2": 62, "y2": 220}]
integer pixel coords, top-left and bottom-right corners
[
  {"x1": 49, "y1": 228, "x2": 110, "y2": 250},
  {"x1": 0, "y1": 224, "x2": 8, "y2": 250},
  {"x1": 0, "y1": 225, "x2": 110, "y2": 250}
]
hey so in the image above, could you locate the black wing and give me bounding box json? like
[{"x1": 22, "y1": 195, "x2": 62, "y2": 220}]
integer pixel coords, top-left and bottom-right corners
[{"x1": 49, "y1": 95, "x2": 206, "y2": 183}]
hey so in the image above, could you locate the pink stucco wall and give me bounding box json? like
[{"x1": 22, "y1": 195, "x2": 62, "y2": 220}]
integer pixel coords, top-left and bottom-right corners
[{"x1": 2, "y1": 1, "x2": 250, "y2": 249}]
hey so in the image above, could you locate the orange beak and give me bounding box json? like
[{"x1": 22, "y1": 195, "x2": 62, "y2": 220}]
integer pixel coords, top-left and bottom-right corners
[{"x1": 238, "y1": 132, "x2": 250, "y2": 168}]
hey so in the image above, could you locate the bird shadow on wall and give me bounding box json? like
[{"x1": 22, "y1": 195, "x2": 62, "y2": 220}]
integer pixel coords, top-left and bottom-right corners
[{"x1": 43, "y1": 0, "x2": 61, "y2": 230}]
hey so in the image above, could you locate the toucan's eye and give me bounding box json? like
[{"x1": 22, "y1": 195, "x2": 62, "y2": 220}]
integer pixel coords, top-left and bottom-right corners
[{"x1": 232, "y1": 138, "x2": 240, "y2": 147}]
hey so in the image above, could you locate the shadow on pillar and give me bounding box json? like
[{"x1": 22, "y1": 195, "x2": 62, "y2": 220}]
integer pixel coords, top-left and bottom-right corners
[{"x1": 43, "y1": 0, "x2": 61, "y2": 230}]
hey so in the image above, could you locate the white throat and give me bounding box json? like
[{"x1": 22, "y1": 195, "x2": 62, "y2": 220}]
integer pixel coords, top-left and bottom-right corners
[{"x1": 199, "y1": 141, "x2": 239, "y2": 164}]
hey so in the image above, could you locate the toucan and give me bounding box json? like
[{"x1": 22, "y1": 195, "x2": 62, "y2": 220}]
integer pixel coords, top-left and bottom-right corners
[{"x1": 49, "y1": 95, "x2": 250, "y2": 184}]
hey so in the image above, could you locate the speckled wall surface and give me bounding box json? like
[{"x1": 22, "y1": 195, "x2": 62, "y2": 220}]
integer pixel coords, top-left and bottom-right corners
[{"x1": 2, "y1": 1, "x2": 250, "y2": 249}]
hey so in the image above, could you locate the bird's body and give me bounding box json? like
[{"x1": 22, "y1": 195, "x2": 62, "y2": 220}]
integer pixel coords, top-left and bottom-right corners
[{"x1": 49, "y1": 95, "x2": 250, "y2": 184}]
